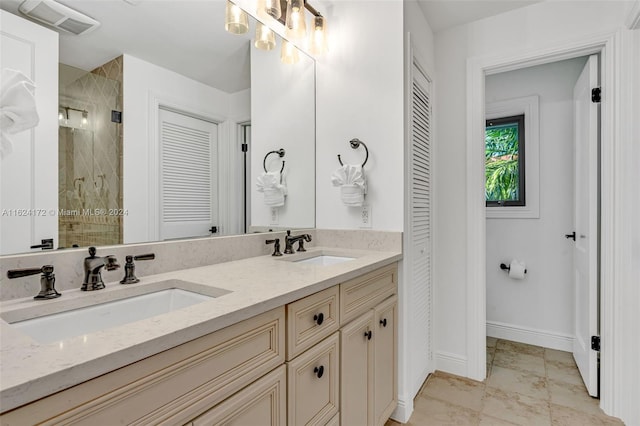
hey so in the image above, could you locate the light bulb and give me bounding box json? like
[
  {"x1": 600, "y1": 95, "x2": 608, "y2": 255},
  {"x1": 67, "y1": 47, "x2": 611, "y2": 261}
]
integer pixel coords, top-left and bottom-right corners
[
  {"x1": 59, "y1": 111, "x2": 64, "y2": 121},
  {"x1": 285, "y1": 0, "x2": 306, "y2": 40},
  {"x1": 82, "y1": 111, "x2": 88, "y2": 125},
  {"x1": 257, "y1": 0, "x2": 282, "y2": 20},
  {"x1": 308, "y1": 15, "x2": 327, "y2": 55},
  {"x1": 281, "y1": 39, "x2": 300, "y2": 64},
  {"x1": 225, "y1": 0, "x2": 249, "y2": 35},
  {"x1": 255, "y1": 22, "x2": 276, "y2": 50}
]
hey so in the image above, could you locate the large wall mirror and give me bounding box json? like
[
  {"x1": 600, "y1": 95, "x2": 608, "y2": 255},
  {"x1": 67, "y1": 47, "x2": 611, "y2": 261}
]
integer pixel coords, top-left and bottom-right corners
[{"x1": 0, "y1": 0, "x2": 315, "y2": 255}]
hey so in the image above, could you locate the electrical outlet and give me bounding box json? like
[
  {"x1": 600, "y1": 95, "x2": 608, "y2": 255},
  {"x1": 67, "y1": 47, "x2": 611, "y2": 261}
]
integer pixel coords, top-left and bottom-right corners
[
  {"x1": 360, "y1": 204, "x2": 372, "y2": 228},
  {"x1": 270, "y1": 208, "x2": 279, "y2": 225}
]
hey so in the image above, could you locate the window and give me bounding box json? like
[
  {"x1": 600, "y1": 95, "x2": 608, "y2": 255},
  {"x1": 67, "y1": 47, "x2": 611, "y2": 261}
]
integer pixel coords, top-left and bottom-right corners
[{"x1": 485, "y1": 114, "x2": 525, "y2": 206}]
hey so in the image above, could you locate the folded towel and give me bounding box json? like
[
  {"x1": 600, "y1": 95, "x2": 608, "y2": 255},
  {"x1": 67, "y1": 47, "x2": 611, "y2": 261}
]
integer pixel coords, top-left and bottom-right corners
[
  {"x1": 1, "y1": 69, "x2": 40, "y2": 158},
  {"x1": 256, "y1": 171, "x2": 287, "y2": 207},
  {"x1": 331, "y1": 164, "x2": 367, "y2": 206}
]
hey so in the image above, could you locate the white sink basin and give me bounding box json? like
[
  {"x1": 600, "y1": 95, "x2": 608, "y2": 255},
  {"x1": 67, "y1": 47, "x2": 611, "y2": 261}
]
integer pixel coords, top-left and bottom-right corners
[
  {"x1": 5, "y1": 281, "x2": 227, "y2": 344},
  {"x1": 295, "y1": 255, "x2": 355, "y2": 266}
]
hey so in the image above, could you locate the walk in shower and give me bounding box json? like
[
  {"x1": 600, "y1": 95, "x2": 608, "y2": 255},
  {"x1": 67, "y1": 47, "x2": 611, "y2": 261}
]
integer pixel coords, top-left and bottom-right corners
[{"x1": 58, "y1": 57, "x2": 123, "y2": 248}]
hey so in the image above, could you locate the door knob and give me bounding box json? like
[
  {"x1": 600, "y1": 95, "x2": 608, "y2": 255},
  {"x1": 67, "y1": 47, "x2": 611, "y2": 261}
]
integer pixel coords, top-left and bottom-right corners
[{"x1": 313, "y1": 365, "x2": 324, "y2": 378}]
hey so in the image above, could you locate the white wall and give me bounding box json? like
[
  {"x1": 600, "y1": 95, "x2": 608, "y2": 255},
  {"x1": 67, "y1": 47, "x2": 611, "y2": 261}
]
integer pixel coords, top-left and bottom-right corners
[
  {"x1": 316, "y1": 0, "x2": 404, "y2": 231},
  {"x1": 123, "y1": 54, "x2": 249, "y2": 243},
  {"x1": 250, "y1": 43, "x2": 315, "y2": 229},
  {"x1": 434, "y1": 1, "x2": 638, "y2": 423},
  {"x1": 485, "y1": 58, "x2": 586, "y2": 349}
]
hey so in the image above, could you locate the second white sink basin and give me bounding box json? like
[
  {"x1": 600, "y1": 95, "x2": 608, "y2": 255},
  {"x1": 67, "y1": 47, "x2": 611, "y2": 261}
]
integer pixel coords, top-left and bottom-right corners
[
  {"x1": 5, "y1": 281, "x2": 228, "y2": 344},
  {"x1": 295, "y1": 255, "x2": 355, "y2": 266}
]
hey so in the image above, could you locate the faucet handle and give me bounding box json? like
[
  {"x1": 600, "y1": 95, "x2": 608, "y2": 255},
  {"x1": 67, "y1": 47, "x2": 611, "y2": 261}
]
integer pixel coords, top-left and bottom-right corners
[
  {"x1": 134, "y1": 253, "x2": 155, "y2": 261},
  {"x1": 7, "y1": 265, "x2": 51, "y2": 279},
  {"x1": 266, "y1": 239, "x2": 283, "y2": 256}
]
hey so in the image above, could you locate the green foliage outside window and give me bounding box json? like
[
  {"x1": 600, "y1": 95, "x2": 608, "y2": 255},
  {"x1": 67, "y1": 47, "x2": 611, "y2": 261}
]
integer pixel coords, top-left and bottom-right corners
[{"x1": 485, "y1": 118, "x2": 523, "y2": 204}]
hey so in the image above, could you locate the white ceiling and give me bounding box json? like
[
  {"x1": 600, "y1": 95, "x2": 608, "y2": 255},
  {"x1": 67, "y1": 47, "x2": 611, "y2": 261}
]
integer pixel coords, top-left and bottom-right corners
[
  {"x1": 417, "y1": 0, "x2": 543, "y2": 33},
  {"x1": 0, "y1": 0, "x2": 543, "y2": 92},
  {"x1": 0, "y1": 0, "x2": 255, "y2": 93}
]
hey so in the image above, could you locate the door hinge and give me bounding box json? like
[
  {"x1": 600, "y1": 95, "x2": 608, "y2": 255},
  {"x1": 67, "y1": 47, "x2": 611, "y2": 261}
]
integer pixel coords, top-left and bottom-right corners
[
  {"x1": 591, "y1": 87, "x2": 601, "y2": 103},
  {"x1": 241, "y1": 143, "x2": 248, "y2": 152},
  {"x1": 591, "y1": 335, "x2": 601, "y2": 351}
]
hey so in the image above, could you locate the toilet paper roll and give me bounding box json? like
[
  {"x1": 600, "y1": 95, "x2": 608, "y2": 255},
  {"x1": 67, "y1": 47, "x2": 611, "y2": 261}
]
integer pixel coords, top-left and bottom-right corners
[{"x1": 509, "y1": 259, "x2": 526, "y2": 280}]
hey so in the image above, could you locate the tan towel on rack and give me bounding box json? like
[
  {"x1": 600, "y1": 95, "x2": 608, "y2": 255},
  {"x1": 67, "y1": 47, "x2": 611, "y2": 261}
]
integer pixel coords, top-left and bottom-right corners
[{"x1": 331, "y1": 165, "x2": 367, "y2": 207}]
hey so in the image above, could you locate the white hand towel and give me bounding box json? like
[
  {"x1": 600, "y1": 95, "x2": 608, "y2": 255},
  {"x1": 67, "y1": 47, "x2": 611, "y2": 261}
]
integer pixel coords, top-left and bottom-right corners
[
  {"x1": 331, "y1": 164, "x2": 367, "y2": 207},
  {"x1": 1, "y1": 69, "x2": 40, "y2": 158},
  {"x1": 256, "y1": 171, "x2": 287, "y2": 207}
]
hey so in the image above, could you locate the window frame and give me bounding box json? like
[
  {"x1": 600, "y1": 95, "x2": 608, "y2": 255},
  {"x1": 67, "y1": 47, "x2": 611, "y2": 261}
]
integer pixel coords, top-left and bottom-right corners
[{"x1": 485, "y1": 114, "x2": 526, "y2": 207}]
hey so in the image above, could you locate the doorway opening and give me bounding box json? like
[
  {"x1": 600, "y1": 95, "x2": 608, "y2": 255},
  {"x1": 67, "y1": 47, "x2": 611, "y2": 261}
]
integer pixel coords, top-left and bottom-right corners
[
  {"x1": 484, "y1": 55, "x2": 601, "y2": 398},
  {"x1": 465, "y1": 32, "x2": 620, "y2": 413}
]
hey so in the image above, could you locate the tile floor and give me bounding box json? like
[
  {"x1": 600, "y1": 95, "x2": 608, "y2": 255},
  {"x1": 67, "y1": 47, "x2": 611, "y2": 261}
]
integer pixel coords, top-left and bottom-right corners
[{"x1": 386, "y1": 338, "x2": 624, "y2": 425}]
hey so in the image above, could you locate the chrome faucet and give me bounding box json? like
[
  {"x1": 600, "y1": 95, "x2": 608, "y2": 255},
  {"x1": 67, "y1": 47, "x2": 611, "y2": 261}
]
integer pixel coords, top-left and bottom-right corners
[
  {"x1": 284, "y1": 230, "x2": 312, "y2": 254},
  {"x1": 82, "y1": 246, "x2": 120, "y2": 291},
  {"x1": 7, "y1": 265, "x2": 61, "y2": 300}
]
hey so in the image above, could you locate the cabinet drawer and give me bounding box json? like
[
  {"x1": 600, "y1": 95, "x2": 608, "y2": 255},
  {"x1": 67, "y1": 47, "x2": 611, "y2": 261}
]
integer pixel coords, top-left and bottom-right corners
[
  {"x1": 340, "y1": 263, "x2": 397, "y2": 324},
  {"x1": 1, "y1": 308, "x2": 285, "y2": 426},
  {"x1": 287, "y1": 285, "x2": 340, "y2": 360},
  {"x1": 191, "y1": 365, "x2": 286, "y2": 426},
  {"x1": 287, "y1": 333, "x2": 340, "y2": 426}
]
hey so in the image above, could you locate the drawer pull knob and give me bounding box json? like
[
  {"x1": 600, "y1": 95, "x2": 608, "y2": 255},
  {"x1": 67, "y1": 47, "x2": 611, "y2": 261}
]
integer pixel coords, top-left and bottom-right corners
[
  {"x1": 314, "y1": 365, "x2": 325, "y2": 378},
  {"x1": 380, "y1": 318, "x2": 387, "y2": 327},
  {"x1": 313, "y1": 313, "x2": 324, "y2": 325},
  {"x1": 364, "y1": 330, "x2": 372, "y2": 340}
]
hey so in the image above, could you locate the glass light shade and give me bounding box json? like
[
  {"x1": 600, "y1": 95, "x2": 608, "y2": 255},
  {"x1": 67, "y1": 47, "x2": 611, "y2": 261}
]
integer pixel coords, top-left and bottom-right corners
[
  {"x1": 285, "y1": 0, "x2": 306, "y2": 40},
  {"x1": 280, "y1": 39, "x2": 300, "y2": 64},
  {"x1": 255, "y1": 22, "x2": 276, "y2": 50},
  {"x1": 225, "y1": 0, "x2": 249, "y2": 35},
  {"x1": 308, "y1": 15, "x2": 327, "y2": 55},
  {"x1": 257, "y1": 0, "x2": 282, "y2": 20}
]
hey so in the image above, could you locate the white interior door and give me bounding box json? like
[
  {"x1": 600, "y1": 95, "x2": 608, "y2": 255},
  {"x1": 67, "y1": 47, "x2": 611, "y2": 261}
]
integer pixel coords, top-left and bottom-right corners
[
  {"x1": 572, "y1": 54, "x2": 599, "y2": 397},
  {"x1": 159, "y1": 108, "x2": 218, "y2": 240},
  {"x1": 0, "y1": 11, "x2": 58, "y2": 254}
]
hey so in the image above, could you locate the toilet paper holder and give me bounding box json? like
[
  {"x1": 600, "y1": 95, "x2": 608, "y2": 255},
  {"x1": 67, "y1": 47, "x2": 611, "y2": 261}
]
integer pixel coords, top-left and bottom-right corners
[{"x1": 500, "y1": 263, "x2": 527, "y2": 274}]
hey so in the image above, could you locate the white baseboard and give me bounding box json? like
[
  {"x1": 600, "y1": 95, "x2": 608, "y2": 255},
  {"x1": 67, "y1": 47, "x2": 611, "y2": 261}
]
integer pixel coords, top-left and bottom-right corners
[
  {"x1": 435, "y1": 351, "x2": 468, "y2": 377},
  {"x1": 391, "y1": 396, "x2": 413, "y2": 423},
  {"x1": 487, "y1": 321, "x2": 574, "y2": 352}
]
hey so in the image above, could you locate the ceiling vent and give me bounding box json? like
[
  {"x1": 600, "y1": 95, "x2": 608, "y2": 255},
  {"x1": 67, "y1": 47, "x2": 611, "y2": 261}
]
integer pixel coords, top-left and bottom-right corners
[{"x1": 18, "y1": 0, "x2": 100, "y2": 35}]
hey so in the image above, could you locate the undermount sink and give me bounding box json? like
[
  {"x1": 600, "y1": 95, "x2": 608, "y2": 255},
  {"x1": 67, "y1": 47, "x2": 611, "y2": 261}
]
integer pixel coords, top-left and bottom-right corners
[
  {"x1": 295, "y1": 255, "x2": 355, "y2": 266},
  {"x1": 4, "y1": 280, "x2": 229, "y2": 344}
]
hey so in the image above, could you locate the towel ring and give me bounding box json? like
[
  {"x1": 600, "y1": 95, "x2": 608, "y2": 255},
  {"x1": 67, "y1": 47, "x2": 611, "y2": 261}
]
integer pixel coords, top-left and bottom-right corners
[
  {"x1": 263, "y1": 149, "x2": 286, "y2": 173},
  {"x1": 337, "y1": 138, "x2": 369, "y2": 167}
]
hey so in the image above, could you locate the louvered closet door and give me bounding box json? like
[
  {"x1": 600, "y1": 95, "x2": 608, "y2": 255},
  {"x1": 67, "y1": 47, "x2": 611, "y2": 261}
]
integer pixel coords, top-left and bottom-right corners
[
  {"x1": 159, "y1": 108, "x2": 218, "y2": 240},
  {"x1": 408, "y1": 61, "x2": 434, "y2": 385}
]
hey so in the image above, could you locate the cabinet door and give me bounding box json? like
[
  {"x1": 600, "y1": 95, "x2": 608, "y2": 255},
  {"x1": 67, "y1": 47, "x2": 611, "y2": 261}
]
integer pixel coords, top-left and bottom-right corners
[
  {"x1": 287, "y1": 333, "x2": 340, "y2": 425},
  {"x1": 340, "y1": 311, "x2": 374, "y2": 426},
  {"x1": 191, "y1": 365, "x2": 286, "y2": 426},
  {"x1": 374, "y1": 296, "x2": 398, "y2": 426}
]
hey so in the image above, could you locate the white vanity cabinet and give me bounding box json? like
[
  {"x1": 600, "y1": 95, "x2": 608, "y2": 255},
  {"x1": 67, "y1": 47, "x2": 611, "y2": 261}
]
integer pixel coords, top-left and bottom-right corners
[
  {"x1": 0, "y1": 307, "x2": 286, "y2": 425},
  {"x1": 340, "y1": 265, "x2": 398, "y2": 426},
  {"x1": 0, "y1": 262, "x2": 398, "y2": 426}
]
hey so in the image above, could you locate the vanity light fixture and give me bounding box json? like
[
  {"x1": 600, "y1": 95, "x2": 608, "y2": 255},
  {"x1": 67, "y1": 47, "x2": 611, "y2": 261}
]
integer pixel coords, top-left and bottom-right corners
[
  {"x1": 280, "y1": 39, "x2": 300, "y2": 64},
  {"x1": 285, "y1": 0, "x2": 307, "y2": 40},
  {"x1": 255, "y1": 22, "x2": 276, "y2": 50},
  {"x1": 225, "y1": 0, "x2": 249, "y2": 35},
  {"x1": 257, "y1": 0, "x2": 282, "y2": 20},
  {"x1": 308, "y1": 14, "x2": 327, "y2": 55}
]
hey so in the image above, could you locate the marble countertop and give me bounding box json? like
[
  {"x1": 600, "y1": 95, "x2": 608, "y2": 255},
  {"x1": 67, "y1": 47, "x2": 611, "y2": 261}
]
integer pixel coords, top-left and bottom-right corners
[{"x1": 0, "y1": 246, "x2": 401, "y2": 412}]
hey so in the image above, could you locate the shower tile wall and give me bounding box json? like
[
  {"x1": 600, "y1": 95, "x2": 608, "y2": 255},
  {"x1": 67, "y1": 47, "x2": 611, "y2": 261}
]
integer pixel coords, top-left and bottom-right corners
[{"x1": 58, "y1": 56, "x2": 123, "y2": 248}]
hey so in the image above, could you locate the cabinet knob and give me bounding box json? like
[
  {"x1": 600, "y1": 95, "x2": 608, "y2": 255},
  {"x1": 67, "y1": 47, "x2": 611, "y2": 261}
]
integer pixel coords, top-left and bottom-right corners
[
  {"x1": 364, "y1": 330, "x2": 372, "y2": 340},
  {"x1": 380, "y1": 318, "x2": 387, "y2": 327},
  {"x1": 314, "y1": 365, "x2": 324, "y2": 378},
  {"x1": 313, "y1": 313, "x2": 324, "y2": 326}
]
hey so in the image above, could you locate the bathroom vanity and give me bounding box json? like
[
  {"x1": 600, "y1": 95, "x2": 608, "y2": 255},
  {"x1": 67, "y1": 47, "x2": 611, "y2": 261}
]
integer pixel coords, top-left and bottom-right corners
[{"x1": 0, "y1": 236, "x2": 400, "y2": 425}]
